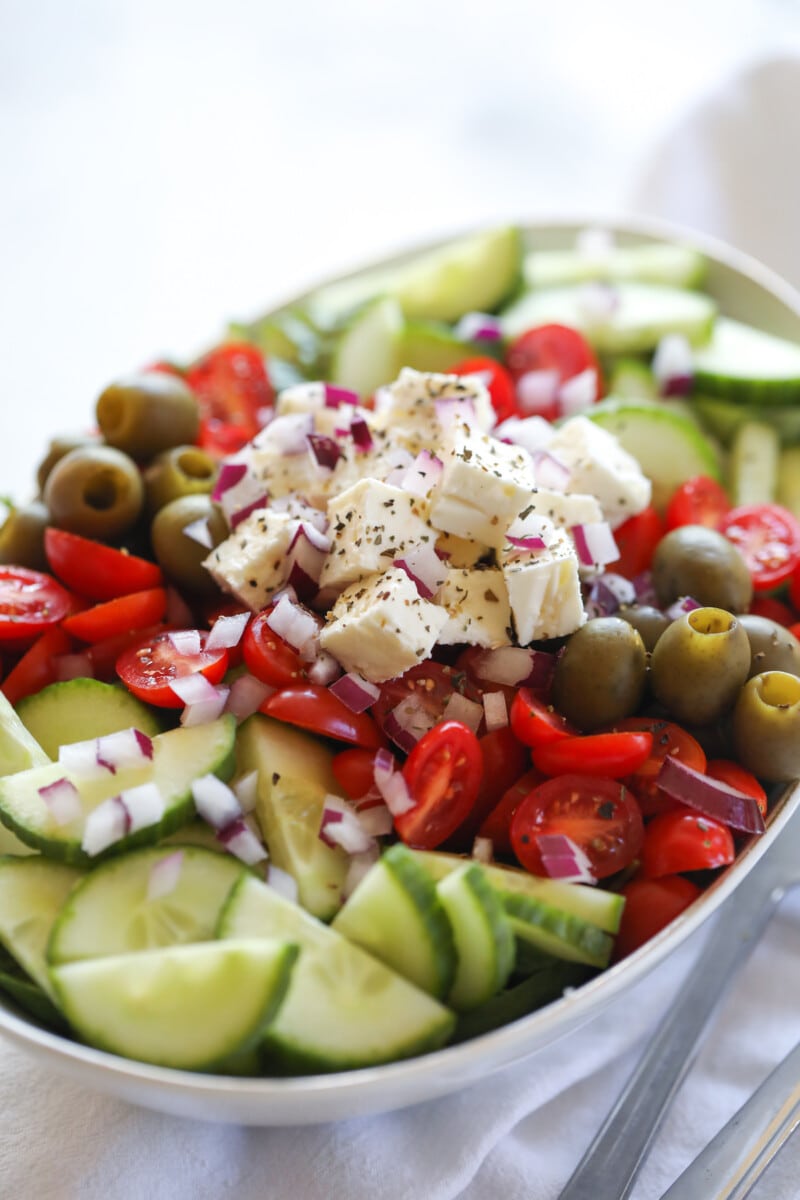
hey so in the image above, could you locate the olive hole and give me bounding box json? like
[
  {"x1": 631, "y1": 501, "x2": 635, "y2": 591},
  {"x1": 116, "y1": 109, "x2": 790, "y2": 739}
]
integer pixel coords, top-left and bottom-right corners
[
  {"x1": 688, "y1": 607, "x2": 734, "y2": 636},
  {"x1": 758, "y1": 672, "x2": 800, "y2": 708},
  {"x1": 177, "y1": 449, "x2": 215, "y2": 480},
  {"x1": 83, "y1": 473, "x2": 119, "y2": 511}
]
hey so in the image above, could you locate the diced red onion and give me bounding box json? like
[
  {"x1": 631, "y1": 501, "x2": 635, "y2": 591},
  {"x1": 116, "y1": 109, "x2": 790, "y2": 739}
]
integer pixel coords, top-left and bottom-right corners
[
  {"x1": 307, "y1": 651, "x2": 342, "y2": 686},
  {"x1": 191, "y1": 773, "x2": 242, "y2": 830},
  {"x1": 217, "y1": 817, "x2": 268, "y2": 865},
  {"x1": 38, "y1": 777, "x2": 82, "y2": 827},
  {"x1": 206, "y1": 611, "x2": 250, "y2": 651},
  {"x1": 494, "y1": 415, "x2": 554, "y2": 456},
  {"x1": 536, "y1": 833, "x2": 596, "y2": 883},
  {"x1": 576, "y1": 281, "x2": 619, "y2": 325},
  {"x1": 267, "y1": 863, "x2": 298, "y2": 903},
  {"x1": 356, "y1": 804, "x2": 393, "y2": 837},
  {"x1": 266, "y1": 594, "x2": 321, "y2": 653},
  {"x1": 225, "y1": 673, "x2": 274, "y2": 721},
  {"x1": 169, "y1": 671, "x2": 221, "y2": 706},
  {"x1": 653, "y1": 333, "x2": 694, "y2": 397},
  {"x1": 229, "y1": 492, "x2": 269, "y2": 529},
  {"x1": 81, "y1": 795, "x2": 130, "y2": 856},
  {"x1": 343, "y1": 846, "x2": 380, "y2": 899},
  {"x1": 233, "y1": 770, "x2": 259, "y2": 814},
  {"x1": 455, "y1": 311, "x2": 503, "y2": 342},
  {"x1": 179, "y1": 683, "x2": 230, "y2": 727},
  {"x1": 58, "y1": 738, "x2": 104, "y2": 776},
  {"x1": 472, "y1": 836, "x2": 493, "y2": 864},
  {"x1": 119, "y1": 781, "x2": 165, "y2": 833},
  {"x1": 482, "y1": 690, "x2": 509, "y2": 732},
  {"x1": 586, "y1": 573, "x2": 636, "y2": 617},
  {"x1": 516, "y1": 370, "x2": 560, "y2": 417},
  {"x1": 165, "y1": 586, "x2": 194, "y2": 628},
  {"x1": 373, "y1": 747, "x2": 397, "y2": 789},
  {"x1": 385, "y1": 693, "x2": 439, "y2": 751},
  {"x1": 471, "y1": 645, "x2": 555, "y2": 690},
  {"x1": 330, "y1": 671, "x2": 381, "y2": 714},
  {"x1": 656, "y1": 756, "x2": 766, "y2": 834},
  {"x1": 435, "y1": 396, "x2": 476, "y2": 429},
  {"x1": 507, "y1": 534, "x2": 547, "y2": 552},
  {"x1": 168, "y1": 629, "x2": 202, "y2": 655},
  {"x1": 559, "y1": 368, "x2": 599, "y2": 416},
  {"x1": 183, "y1": 516, "x2": 214, "y2": 549},
  {"x1": 372, "y1": 748, "x2": 415, "y2": 815},
  {"x1": 319, "y1": 800, "x2": 374, "y2": 855},
  {"x1": 350, "y1": 416, "x2": 373, "y2": 452},
  {"x1": 441, "y1": 691, "x2": 484, "y2": 734},
  {"x1": 572, "y1": 521, "x2": 620, "y2": 568},
  {"x1": 212, "y1": 462, "x2": 248, "y2": 501},
  {"x1": 324, "y1": 383, "x2": 360, "y2": 408},
  {"x1": 633, "y1": 571, "x2": 658, "y2": 606},
  {"x1": 97, "y1": 728, "x2": 154, "y2": 772},
  {"x1": 292, "y1": 519, "x2": 332, "y2": 554},
  {"x1": 306, "y1": 433, "x2": 342, "y2": 470},
  {"x1": 667, "y1": 595, "x2": 702, "y2": 621},
  {"x1": 55, "y1": 653, "x2": 93, "y2": 682},
  {"x1": 383, "y1": 446, "x2": 415, "y2": 487},
  {"x1": 147, "y1": 850, "x2": 184, "y2": 901},
  {"x1": 532, "y1": 449, "x2": 571, "y2": 492},
  {"x1": 394, "y1": 543, "x2": 447, "y2": 600},
  {"x1": 261, "y1": 412, "x2": 314, "y2": 455},
  {"x1": 401, "y1": 450, "x2": 444, "y2": 499},
  {"x1": 285, "y1": 525, "x2": 329, "y2": 600}
]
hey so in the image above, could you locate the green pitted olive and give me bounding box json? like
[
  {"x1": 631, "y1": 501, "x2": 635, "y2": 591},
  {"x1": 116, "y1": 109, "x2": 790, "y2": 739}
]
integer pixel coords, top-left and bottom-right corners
[
  {"x1": 96, "y1": 373, "x2": 200, "y2": 460},
  {"x1": 652, "y1": 525, "x2": 753, "y2": 613},
  {"x1": 736, "y1": 613, "x2": 800, "y2": 680},
  {"x1": 650, "y1": 607, "x2": 750, "y2": 725},
  {"x1": 144, "y1": 445, "x2": 218, "y2": 515},
  {"x1": 44, "y1": 445, "x2": 144, "y2": 540},
  {"x1": 150, "y1": 494, "x2": 228, "y2": 594},
  {"x1": 733, "y1": 670, "x2": 800, "y2": 781},
  {"x1": 617, "y1": 605, "x2": 671, "y2": 652},
  {"x1": 36, "y1": 434, "x2": 99, "y2": 493},
  {"x1": 551, "y1": 617, "x2": 647, "y2": 731},
  {"x1": 0, "y1": 500, "x2": 49, "y2": 569}
]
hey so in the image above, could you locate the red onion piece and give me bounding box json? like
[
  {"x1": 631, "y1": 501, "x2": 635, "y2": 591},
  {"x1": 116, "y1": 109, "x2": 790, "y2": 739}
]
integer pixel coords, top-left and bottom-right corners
[
  {"x1": 324, "y1": 383, "x2": 360, "y2": 408},
  {"x1": 183, "y1": 516, "x2": 214, "y2": 549},
  {"x1": 373, "y1": 747, "x2": 396, "y2": 788},
  {"x1": 307, "y1": 651, "x2": 342, "y2": 686},
  {"x1": 471, "y1": 645, "x2": 555, "y2": 690},
  {"x1": 532, "y1": 449, "x2": 571, "y2": 492},
  {"x1": 191, "y1": 773, "x2": 242, "y2": 830},
  {"x1": 169, "y1": 670, "x2": 222, "y2": 706},
  {"x1": 586, "y1": 573, "x2": 636, "y2": 617},
  {"x1": 212, "y1": 462, "x2": 248, "y2": 501},
  {"x1": 441, "y1": 691, "x2": 483, "y2": 734},
  {"x1": 54, "y1": 653, "x2": 93, "y2": 683},
  {"x1": 656, "y1": 756, "x2": 766, "y2": 835},
  {"x1": 385, "y1": 692, "x2": 438, "y2": 751},
  {"x1": 120, "y1": 781, "x2": 165, "y2": 833},
  {"x1": 58, "y1": 738, "x2": 103, "y2": 776},
  {"x1": 571, "y1": 521, "x2": 620, "y2": 568},
  {"x1": 667, "y1": 595, "x2": 702, "y2": 621},
  {"x1": 435, "y1": 396, "x2": 476, "y2": 429},
  {"x1": 261, "y1": 412, "x2": 314, "y2": 455},
  {"x1": 266, "y1": 594, "x2": 321, "y2": 653},
  {"x1": 329, "y1": 671, "x2": 381, "y2": 714},
  {"x1": 319, "y1": 801, "x2": 373, "y2": 854},
  {"x1": 494, "y1": 415, "x2": 554, "y2": 456},
  {"x1": 306, "y1": 433, "x2": 342, "y2": 470},
  {"x1": 536, "y1": 833, "x2": 596, "y2": 883},
  {"x1": 653, "y1": 333, "x2": 694, "y2": 397},
  {"x1": 81, "y1": 795, "x2": 130, "y2": 856},
  {"x1": 225, "y1": 673, "x2": 274, "y2": 721},
  {"x1": 179, "y1": 683, "x2": 230, "y2": 727},
  {"x1": 380, "y1": 771, "x2": 414, "y2": 816},
  {"x1": 206, "y1": 611, "x2": 250, "y2": 651},
  {"x1": 147, "y1": 850, "x2": 184, "y2": 901},
  {"x1": 168, "y1": 629, "x2": 202, "y2": 655},
  {"x1": 38, "y1": 777, "x2": 82, "y2": 827},
  {"x1": 401, "y1": 450, "x2": 444, "y2": 500},
  {"x1": 633, "y1": 571, "x2": 658, "y2": 607},
  {"x1": 343, "y1": 846, "x2": 380, "y2": 899},
  {"x1": 471, "y1": 836, "x2": 493, "y2": 864},
  {"x1": 217, "y1": 817, "x2": 268, "y2": 865},
  {"x1": 516, "y1": 369, "x2": 559, "y2": 416},
  {"x1": 507, "y1": 534, "x2": 547, "y2": 552},
  {"x1": 350, "y1": 416, "x2": 373, "y2": 452},
  {"x1": 233, "y1": 770, "x2": 259, "y2": 814},
  {"x1": 482, "y1": 691, "x2": 509, "y2": 732},
  {"x1": 455, "y1": 312, "x2": 503, "y2": 342},
  {"x1": 393, "y1": 542, "x2": 447, "y2": 600},
  {"x1": 229, "y1": 492, "x2": 269, "y2": 529},
  {"x1": 267, "y1": 863, "x2": 298, "y2": 903},
  {"x1": 558, "y1": 368, "x2": 599, "y2": 416}
]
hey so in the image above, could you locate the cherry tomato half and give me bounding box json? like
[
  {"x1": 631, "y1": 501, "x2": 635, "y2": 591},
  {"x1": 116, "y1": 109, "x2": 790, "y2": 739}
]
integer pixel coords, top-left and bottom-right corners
[
  {"x1": 665, "y1": 475, "x2": 730, "y2": 532},
  {"x1": 510, "y1": 688, "x2": 577, "y2": 749},
  {"x1": 0, "y1": 566, "x2": 72, "y2": 648},
  {"x1": 397, "y1": 720, "x2": 483, "y2": 849},
  {"x1": 450, "y1": 726, "x2": 530, "y2": 847},
  {"x1": 449, "y1": 356, "x2": 518, "y2": 424},
  {"x1": 115, "y1": 629, "x2": 229, "y2": 707},
  {"x1": 705, "y1": 758, "x2": 768, "y2": 817},
  {"x1": 510, "y1": 774, "x2": 644, "y2": 880},
  {"x1": 613, "y1": 876, "x2": 702, "y2": 960},
  {"x1": 332, "y1": 747, "x2": 381, "y2": 801},
  {"x1": 61, "y1": 588, "x2": 168, "y2": 644},
  {"x1": 186, "y1": 342, "x2": 273, "y2": 457},
  {"x1": 610, "y1": 717, "x2": 707, "y2": 818},
  {"x1": 532, "y1": 731, "x2": 653, "y2": 779},
  {"x1": 505, "y1": 323, "x2": 602, "y2": 418},
  {"x1": 611, "y1": 506, "x2": 664, "y2": 580},
  {"x1": 1, "y1": 625, "x2": 72, "y2": 706},
  {"x1": 44, "y1": 529, "x2": 164, "y2": 602},
  {"x1": 262, "y1": 684, "x2": 384, "y2": 749},
  {"x1": 372, "y1": 661, "x2": 479, "y2": 749},
  {"x1": 719, "y1": 503, "x2": 800, "y2": 593},
  {"x1": 478, "y1": 766, "x2": 546, "y2": 857},
  {"x1": 242, "y1": 608, "x2": 308, "y2": 688},
  {"x1": 640, "y1": 809, "x2": 735, "y2": 878}
]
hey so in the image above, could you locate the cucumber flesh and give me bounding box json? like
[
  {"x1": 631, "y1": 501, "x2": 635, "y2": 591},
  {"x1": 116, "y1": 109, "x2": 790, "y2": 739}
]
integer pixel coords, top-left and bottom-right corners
[
  {"x1": 50, "y1": 938, "x2": 298, "y2": 1070},
  {"x1": 0, "y1": 856, "x2": 83, "y2": 995},
  {"x1": 503, "y1": 892, "x2": 614, "y2": 969},
  {"x1": 607, "y1": 358, "x2": 658, "y2": 401},
  {"x1": 219, "y1": 874, "x2": 454, "y2": 1071},
  {"x1": 331, "y1": 843, "x2": 457, "y2": 999},
  {"x1": 500, "y1": 282, "x2": 716, "y2": 354},
  {"x1": 0, "y1": 715, "x2": 237, "y2": 864},
  {"x1": 48, "y1": 844, "x2": 246, "y2": 965},
  {"x1": 524, "y1": 242, "x2": 707, "y2": 290},
  {"x1": 692, "y1": 394, "x2": 800, "y2": 447},
  {"x1": 329, "y1": 296, "x2": 404, "y2": 397},
  {"x1": 778, "y1": 447, "x2": 800, "y2": 518},
  {"x1": 0, "y1": 690, "x2": 50, "y2": 777},
  {"x1": 436, "y1": 864, "x2": 515, "y2": 1011},
  {"x1": 16, "y1": 679, "x2": 162, "y2": 760},
  {"x1": 692, "y1": 316, "x2": 800, "y2": 403},
  {"x1": 727, "y1": 421, "x2": 779, "y2": 505}
]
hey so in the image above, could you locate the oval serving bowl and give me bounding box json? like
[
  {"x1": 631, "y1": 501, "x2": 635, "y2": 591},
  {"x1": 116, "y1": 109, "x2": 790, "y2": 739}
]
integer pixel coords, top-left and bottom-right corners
[{"x1": 1, "y1": 215, "x2": 799, "y2": 1125}]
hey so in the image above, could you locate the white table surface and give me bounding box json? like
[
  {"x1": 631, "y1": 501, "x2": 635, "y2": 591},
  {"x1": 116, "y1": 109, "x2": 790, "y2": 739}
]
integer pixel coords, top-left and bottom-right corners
[{"x1": 3, "y1": 3, "x2": 800, "y2": 1196}]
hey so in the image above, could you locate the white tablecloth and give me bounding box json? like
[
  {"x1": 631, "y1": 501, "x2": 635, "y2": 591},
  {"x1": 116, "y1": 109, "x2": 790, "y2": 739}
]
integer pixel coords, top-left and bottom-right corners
[{"x1": 2, "y1": 7, "x2": 800, "y2": 1195}]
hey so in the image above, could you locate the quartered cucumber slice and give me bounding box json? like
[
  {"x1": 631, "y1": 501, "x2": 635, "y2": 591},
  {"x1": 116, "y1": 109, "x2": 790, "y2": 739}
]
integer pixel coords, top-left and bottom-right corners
[
  {"x1": 236, "y1": 715, "x2": 348, "y2": 921},
  {"x1": 0, "y1": 690, "x2": 50, "y2": 777},
  {"x1": 692, "y1": 316, "x2": 800, "y2": 404},
  {"x1": 524, "y1": 241, "x2": 707, "y2": 290},
  {"x1": 331, "y1": 843, "x2": 457, "y2": 999},
  {"x1": 607, "y1": 357, "x2": 658, "y2": 401},
  {"x1": 16, "y1": 679, "x2": 162, "y2": 760},
  {"x1": 0, "y1": 856, "x2": 83, "y2": 995},
  {"x1": 500, "y1": 281, "x2": 716, "y2": 354},
  {"x1": 329, "y1": 296, "x2": 404, "y2": 396},
  {"x1": 436, "y1": 863, "x2": 515, "y2": 1011},
  {"x1": 452, "y1": 959, "x2": 593, "y2": 1044},
  {"x1": 503, "y1": 892, "x2": 614, "y2": 969},
  {"x1": 48, "y1": 845, "x2": 246, "y2": 965},
  {"x1": 587, "y1": 398, "x2": 722, "y2": 513},
  {"x1": 219, "y1": 874, "x2": 454, "y2": 1071},
  {"x1": 396, "y1": 320, "x2": 474, "y2": 374},
  {"x1": 692, "y1": 394, "x2": 800, "y2": 447},
  {"x1": 50, "y1": 938, "x2": 298, "y2": 1070},
  {"x1": 728, "y1": 421, "x2": 780, "y2": 505},
  {"x1": 410, "y1": 850, "x2": 625, "y2": 935},
  {"x1": 0, "y1": 715, "x2": 236, "y2": 865}
]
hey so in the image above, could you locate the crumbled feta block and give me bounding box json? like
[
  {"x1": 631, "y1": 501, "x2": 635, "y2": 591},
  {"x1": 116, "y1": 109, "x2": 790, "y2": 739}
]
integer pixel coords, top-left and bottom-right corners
[
  {"x1": 429, "y1": 418, "x2": 536, "y2": 548},
  {"x1": 519, "y1": 488, "x2": 603, "y2": 530},
  {"x1": 320, "y1": 568, "x2": 448, "y2": 682},
  {"x1": 501, "y1": 527, "x2": 586, "y2": 643},
  {"x1": 372, "y1": 367, "x2": 495, "y2": 455},
  {"x1": 319, "y1": 478, "x2": 432, "y2": 592},
  {"x1": 435, "y1": 567, "x2": 512, "y2": 649},
  {"x1": 547, "y1": 416, "x2": 651, "y2": 529},
  {"x1": 275, "y1": 381, "x2": 327, "y2": 416},
  {"x1": 203, "y1": 509, "x2": 296, "y2": 611}
]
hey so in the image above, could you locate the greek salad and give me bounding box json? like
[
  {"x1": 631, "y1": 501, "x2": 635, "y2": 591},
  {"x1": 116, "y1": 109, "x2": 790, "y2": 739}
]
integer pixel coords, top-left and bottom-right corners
[{"x1": 1, "y1": 224, "x2": 800, "y2": 1075}]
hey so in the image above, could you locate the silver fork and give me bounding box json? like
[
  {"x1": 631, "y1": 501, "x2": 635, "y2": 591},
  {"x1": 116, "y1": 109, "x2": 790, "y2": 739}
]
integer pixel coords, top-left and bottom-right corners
[{"x1": 558, "y1": 793, "x2": 800, "y2": 1200}]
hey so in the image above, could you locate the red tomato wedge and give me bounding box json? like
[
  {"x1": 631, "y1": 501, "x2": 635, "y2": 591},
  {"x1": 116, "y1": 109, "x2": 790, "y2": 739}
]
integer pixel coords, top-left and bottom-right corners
[
  {"x1": 2, "y1": 625, "x2": 73, "y2": 705},
  {"x1": 449, "y1": 356, "x2": 518, "y2": 423},
  {"x1": 262, "y1": 684, "x2": 385, "y2": 749},
  {"x1": 116, "y1": 629, "x2": 229, "y2": 707},
  {"x1": 62, "y1": 588, "x2": 168, "y2": 643},
  {"x1": 397, "y1": 720, "x2": 483, "y2": 849},
  {"x1": 510, "y1": 774, "x2": 644, "y2": 880},
  {"x1": 478, "y1": 766, "x2": 546, "y2": 857},
  {"x1": 505, "y1": 323, "x2": 602, "y2": 419},
  {"x1": 613, "y1": 876, "x2": 702, "y2": 960},
  {"x1": 665, "y1": 476, "x2": 730, "y2": 531},
  {"x1": 510, "y1": 688, "x2": 577, "y2": 749},
  {"x1": 719, "y1": 503, "x2": 800, "y2": 592},
  {"x1": 0, "y1": 566, "x2": 72, "y2": 648},
  {"x1": 611, "y1": 506, "x2": 664, "y2": 580},
  {"x1": 610, "y1": 717, "x2": 707, "y2": 818},
  {"x1": 45, "y1": 529, "x2": 163, "y2": 601},
  {"x1": 450, "y1": 726, "x2": 530, "y2": 847},
  {"x1": 242, "y1": 608, "x2": 308, "y2": 689},
  {"x1": 332, "y1": 747, "x2": 381, "y2": 802},
  {"x1": 187, "y1": 342, "x2": 273, "y2": 457},
  {"x1": 532, "y1": 731, "x2": 653, "y2": 779},
  {"x1": 86, "y1": 621, "x2": 174, "y2": 681},
  {"x1": 640, "y1": 809, "x2": 735, "y2": 878}
]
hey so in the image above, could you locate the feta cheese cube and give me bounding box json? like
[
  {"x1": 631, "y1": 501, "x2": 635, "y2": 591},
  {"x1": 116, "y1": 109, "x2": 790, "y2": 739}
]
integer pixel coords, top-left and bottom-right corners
[
  {"x1": 501, "y1": 527, "x2": 586, "y2": 643},
  {"x1": 518, "y1": 488, "x2": 603, "y2": 530},
  {"x1": 319, "y1": 478, "x2": 433, "y2": 591},
  {"x1": 203, "y1": 509, "x2": 296, "y2": 611},
  {"x1": 435, "y1": 567, "x2": 512, "y2": 648},
  {"x1": 372, "y1": 367, "x2": 495, "y2": 455},
  {"x1": 320, "y1": 568, "x2": 448, "y2": 682},
  {"x1": 547, "y1": 416, "x2": 651, "y2": 529}
]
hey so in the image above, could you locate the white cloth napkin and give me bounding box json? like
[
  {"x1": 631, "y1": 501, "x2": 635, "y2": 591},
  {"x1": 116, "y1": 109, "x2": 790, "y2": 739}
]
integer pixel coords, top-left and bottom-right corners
[{"x1": 4, "y1": 53, "x2": 800, "y2": 1200}]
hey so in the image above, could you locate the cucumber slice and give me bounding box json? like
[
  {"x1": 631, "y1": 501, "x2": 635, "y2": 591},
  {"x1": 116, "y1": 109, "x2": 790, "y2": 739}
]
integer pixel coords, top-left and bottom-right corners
[
  {"x1": 331, "y1": 843, "x2": 457, "y2": 999},
  {"x1": 328, "y1": 296, "x2": 404, "y2": 396},
  {"x1": 0, "y1": 690, "x2": 50, "y2": 777},
  {"x1": 396, "y1": 320, "x2": 474, "y2": 374},
  {"x1": 778, "y1": 447, "x2": 800, "y2": 518},
  {"x1": 0, "y1": 715, "x2": 236, "y2": 865},
  {"x1": 587, "y1": 398, "x2": 722, "y2": 512},
  {"x1": 452, "y1": 960, "x2": 593, "y2": 1044},
  {"x1": 436, "y1": 863, "x2": 515, "y2": 1011},
  {"x1": 236, "y1": 715, "x2": 348, "y2": 920},
  {"x1": 48, "y1": 845, "x2": 246, "y2": 965},
  {"x1": 607, "y1": 358, "x2": 658, "y2": 401},
  {"x1": 50, "y1": 938, "x2": 298, "y2": 1070},
  {"x1": 500, "y1": 282, "x2": 716, "y2": 354},
  {"x1": 728, "y1": 421, "x2": 779, "y2": 505},
  {"x1": 309, "y1": 226, "x2": 523, "y2": 326},
  {"x1": 219, "y1": 874, "x2": 454, "y2": 1071},
  {"x1": 16, "y1": 678, "x2": 163, "y2": 760},
  {"x1": 524, "y1": 242, "x2": 707, "y2": 290},
  {"x1": 0, "y1": 945, "x2": 65, "y2": 1028},
  {"x1": 503, "y1": 892, "x2": 614, "y2": 969},
  {"x1": 692, "y1": 394, "x2": 800, "y2": 447},
  {"x1": 410, "y1": 850, "x2": 625, "y2": 934},
  {"x1": 692, "y1": 316, "x2": 800, "y2": 404},
  {"x1": 0, "y1": 856, "x2": 83, "y2": 995}
]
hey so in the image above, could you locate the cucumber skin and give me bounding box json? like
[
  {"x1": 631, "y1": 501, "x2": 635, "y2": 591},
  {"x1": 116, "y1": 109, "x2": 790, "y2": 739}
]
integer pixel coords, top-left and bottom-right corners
[
  {"x1": 16, "y1": 679, "x2": 163, "y2": 761},
  {"x1": 381, "y1": 844, "x2": 457, "y2": 1000},
  {"x1": 502, "y1": 893, "x2": 614, "y2": 969},
  {"x1": 452, "y1": 960, "x2": 593, "y2": 1044},
  {"x1": 0, "y1": 968, "x2": 67, "y2": 1030}
]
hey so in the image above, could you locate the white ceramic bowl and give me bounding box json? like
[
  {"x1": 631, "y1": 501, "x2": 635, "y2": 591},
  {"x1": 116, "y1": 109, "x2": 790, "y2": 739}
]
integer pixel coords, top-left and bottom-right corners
[{"x1": 2, "y1": 216, "x2": 799, "y2": 1125}]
